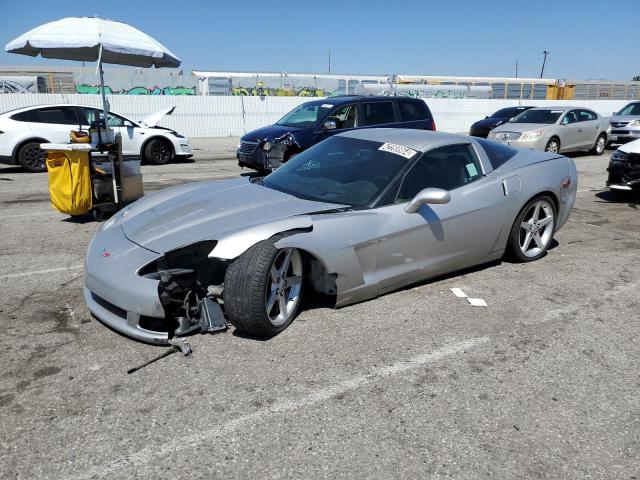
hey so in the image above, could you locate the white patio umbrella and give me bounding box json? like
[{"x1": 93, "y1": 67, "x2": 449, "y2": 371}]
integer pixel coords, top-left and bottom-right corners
[
  {"x1": 5, "y1": 16, "x2": 180, "y2": 204},
  {"x1": 5, "y1": 16, "x2": 181, "y2": 131}
]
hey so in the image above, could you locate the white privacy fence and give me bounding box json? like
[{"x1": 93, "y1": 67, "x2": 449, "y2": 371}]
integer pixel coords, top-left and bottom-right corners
[{"x1": 0, "y1": 94, "x2": 630, "y2": 137}]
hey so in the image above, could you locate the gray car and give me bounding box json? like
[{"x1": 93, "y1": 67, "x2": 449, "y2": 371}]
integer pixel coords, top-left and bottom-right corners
[
  {"x1": 608, "y1": 101, "x2": 640, "y2": 145},
  {"x1": 84, "y1": 128, "x2": 577, "y2": 344},
  {"x1": 489, "y1": 106, "x2": 608, "y2": 155}
]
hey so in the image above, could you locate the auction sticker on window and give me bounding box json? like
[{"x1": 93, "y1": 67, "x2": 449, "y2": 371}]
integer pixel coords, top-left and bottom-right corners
[{"x1": 378, "y1": 143, "x2": 417, "y2": 159}]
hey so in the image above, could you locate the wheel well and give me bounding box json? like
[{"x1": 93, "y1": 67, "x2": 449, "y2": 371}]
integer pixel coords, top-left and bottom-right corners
[
  {"x1": 298, "y1": 249, "x2": 337, "y2": 300},
  {"x1": 527, "y1": 191, "x2": 559, "y2": 213},
  {"x1": 141, "y1": 136, "x2": 174, "y2": 161},
  {"x1": 548, "y1": 135, "x2": 560, "y2": 145},
  {"x1": 12, "y1": 138, "x2": 49, "y2": 160}
]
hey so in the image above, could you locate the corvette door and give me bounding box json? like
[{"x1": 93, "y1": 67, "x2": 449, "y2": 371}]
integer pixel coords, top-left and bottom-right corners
[{"x1": 374, "y1": 143, "x2": 506, "y2": 294}]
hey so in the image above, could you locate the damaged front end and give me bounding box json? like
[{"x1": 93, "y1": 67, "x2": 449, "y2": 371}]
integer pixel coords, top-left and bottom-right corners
[
  {"x1": 255, "y1": 132, "x2": 300, "y2": 171},
  {"x1": 139, "y1": 240, "x2": 228, "y2": 339},
  {"x1": 607, "y1": 149, "x2": 640, "y2": 192}
]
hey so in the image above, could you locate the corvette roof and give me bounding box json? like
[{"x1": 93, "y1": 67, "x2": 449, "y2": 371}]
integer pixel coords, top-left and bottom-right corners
[{"x1": 337, "y1": 128, "x2": 470, "y2": 152}]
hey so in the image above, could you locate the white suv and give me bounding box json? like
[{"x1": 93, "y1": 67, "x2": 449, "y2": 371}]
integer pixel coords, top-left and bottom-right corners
[{"x1": 0, "y1": 104, "x2": 193, "y2": 172}]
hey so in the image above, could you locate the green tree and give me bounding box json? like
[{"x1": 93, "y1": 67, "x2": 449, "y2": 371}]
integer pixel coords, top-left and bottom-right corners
[{"x1": 633, "y1": 75, "x2": 640, "y2": 81}]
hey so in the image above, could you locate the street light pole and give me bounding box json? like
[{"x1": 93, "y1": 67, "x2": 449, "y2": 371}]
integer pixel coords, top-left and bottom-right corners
[{"x1": 540, "y1": 50, "x2": 549, "y2": 78}]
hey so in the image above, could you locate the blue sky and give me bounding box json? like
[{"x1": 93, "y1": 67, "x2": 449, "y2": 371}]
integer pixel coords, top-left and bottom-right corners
[{"x1": 0, "y1": 0, "x2": 638, "y2": 80}]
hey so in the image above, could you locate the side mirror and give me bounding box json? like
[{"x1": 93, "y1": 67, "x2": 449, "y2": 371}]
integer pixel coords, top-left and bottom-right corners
[
  {"x1": 612, "y1": 111, "x2": 618, "y2": 116},
  {"x1": 323, "y1": 120, "x2": 337, "y2": 130},
  {"x1": 405, "y1": 188, "x2": 451, "y2": 213}
]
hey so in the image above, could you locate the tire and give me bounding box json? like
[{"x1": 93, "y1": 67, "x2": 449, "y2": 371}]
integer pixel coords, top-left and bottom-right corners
[
  {"x1": 506, "y1": 195, "x2": 557, "y2": 262},
  {"x1": 143, "y1": 138, "x2": 172, "y2": 165},
  {"x1": 17, "y1": 141, "x2": 47, "y2": 172},
  {"x1": 591, "y1": 134, "x2": 606, "y2": 155},
  {"x1": 223, "y1": 236, "x2": 304, "y2": 337},
  {"x1": 544, "y1": 137, "x2": 560, "y2": 154}
]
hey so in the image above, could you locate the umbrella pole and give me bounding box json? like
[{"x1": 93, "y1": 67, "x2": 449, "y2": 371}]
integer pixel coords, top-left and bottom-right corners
[{"x1": 98, "y1": 60, "x2": 119, "y2": 205}]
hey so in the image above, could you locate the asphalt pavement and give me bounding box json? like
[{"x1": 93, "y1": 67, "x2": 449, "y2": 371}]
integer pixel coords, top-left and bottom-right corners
[{"x1": 0, "y1": 142, "x2": 638, "y2": 479}]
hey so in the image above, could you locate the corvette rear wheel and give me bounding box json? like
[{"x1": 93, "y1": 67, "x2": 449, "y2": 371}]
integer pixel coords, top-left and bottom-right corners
[
  {"x1": 223, "y1": 236, "x2": 303, "y2": 337},
  {"x1": 507, "y1": 196, "x2": 557, "y2": 262}
]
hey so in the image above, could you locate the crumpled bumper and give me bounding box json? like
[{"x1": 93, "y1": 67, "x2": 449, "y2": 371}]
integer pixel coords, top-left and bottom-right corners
[{"x1": 84, "y1": 225, "x2": 169, "y2": 344}]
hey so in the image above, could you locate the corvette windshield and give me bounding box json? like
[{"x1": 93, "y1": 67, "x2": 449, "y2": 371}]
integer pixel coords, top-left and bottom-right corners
[
  {"x1": 261, "y1": 136, "x2": 414, "y2": 207},
  {"x1": 511, "y1": 109, "x2": 562, "y2": 124}
]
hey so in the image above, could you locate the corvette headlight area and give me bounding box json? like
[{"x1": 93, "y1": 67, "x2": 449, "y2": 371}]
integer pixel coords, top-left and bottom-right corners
[{"x1": 519, "y1": 130, "x2": 544, "y2": 141}]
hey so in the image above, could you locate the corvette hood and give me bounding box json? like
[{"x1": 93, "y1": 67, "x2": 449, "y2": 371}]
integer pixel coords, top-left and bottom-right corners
[{"x1": 120, "y1": 177, "x2": 343, "y2": 253}]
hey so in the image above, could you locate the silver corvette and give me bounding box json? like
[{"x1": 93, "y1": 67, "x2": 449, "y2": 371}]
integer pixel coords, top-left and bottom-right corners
[{"x1": 84, "y1": 128, "x2": 577, "y2": 344}]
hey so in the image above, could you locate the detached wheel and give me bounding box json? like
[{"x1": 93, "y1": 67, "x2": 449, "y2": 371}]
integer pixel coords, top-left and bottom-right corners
[
  {"x1": 545, "y1": 137, "x2": 560, "y2": 153},
  {"x1": 18, "y1": 142, "x2": 46, "y2": 172},
  {"x1": 223, "y1": 236, "x2": 303, "y2": 337},
  {"x1": 143, "y1": 138, "x2": 172, "y2": 165},
  {"x1": 591, "y1": 134, "x2": 606, "y2": 155},
  {"x1": 507, "y1": 196, "x2": 557, "y2": 262}
]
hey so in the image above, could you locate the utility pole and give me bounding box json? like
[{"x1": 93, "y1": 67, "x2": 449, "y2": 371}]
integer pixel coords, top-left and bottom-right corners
[
  {"x1": 328, "y1": 51, "x2": 331, "y2": 74},
  {"x1": 515, "y1": 59, "x2": 518, "y2": 78},
  {"x1": 540, "y1": 50, "x2": 549, "y2": 78}
]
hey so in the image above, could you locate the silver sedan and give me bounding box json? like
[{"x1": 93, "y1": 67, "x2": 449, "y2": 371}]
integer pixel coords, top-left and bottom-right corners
[
  {"x1": 489, "y1": 106, "x2": 608, "y2": 155},
  {"x1": 84, "y1": 128, "x2": 577, "y2": 344}
]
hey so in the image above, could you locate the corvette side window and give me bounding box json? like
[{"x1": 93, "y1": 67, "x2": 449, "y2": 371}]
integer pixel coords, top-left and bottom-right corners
[{"x1": 396, "y1": 144, "x2": 482, "y2": 202}]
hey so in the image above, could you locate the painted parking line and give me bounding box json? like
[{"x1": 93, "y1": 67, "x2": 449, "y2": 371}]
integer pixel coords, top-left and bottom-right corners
[
  {"x1": 71, "y1": 336, "x2": 489, "y2": 479},
  {"x1": 577, "y1": 188, "x2": 603, "y2": 193},
  {"x1": 0, "y1": 265, "x2": 83, "y2": 280},
  {"x1": 0, "y1": 212, "x2": 57, "y2": 219},
  {"x1": 0, "y1": 187, "x2": 49, "y2": 193}
]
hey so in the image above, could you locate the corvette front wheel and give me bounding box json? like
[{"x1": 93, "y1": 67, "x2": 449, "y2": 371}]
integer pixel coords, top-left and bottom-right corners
[{"x1": 223, "y1": 236, "x2": 303, "y2": 337}]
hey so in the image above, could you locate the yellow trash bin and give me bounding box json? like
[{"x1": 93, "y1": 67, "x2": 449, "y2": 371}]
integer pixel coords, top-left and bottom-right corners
[{"x1": 42, "y1": 144, "x2": 93, "y2": 216}]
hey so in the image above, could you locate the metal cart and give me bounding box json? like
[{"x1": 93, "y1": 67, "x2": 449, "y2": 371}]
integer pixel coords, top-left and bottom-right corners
[{"x1": 42, "y1": 132, "x2": 143, "y2": 221}]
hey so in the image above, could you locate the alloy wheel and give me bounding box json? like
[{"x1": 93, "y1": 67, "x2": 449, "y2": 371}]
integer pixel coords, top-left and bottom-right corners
[
  {"x1": 151, "y1": 142, "x2": 170, "y2": 163},
  {"x1": 595, "y1": 136, "x2": 605, "y2": 154},
  {"x1": 24, "y1": 145, "x2": 46, "y2": 170},
  {"x1": 265, "y1": 248, "x2": 303, "y2": 326},
  {"x1": 519, "y1": 200, "x2": 554, "y2": 258},
  {"x1": 545, "y1": 140, "x2": 559, "y2": 153}
]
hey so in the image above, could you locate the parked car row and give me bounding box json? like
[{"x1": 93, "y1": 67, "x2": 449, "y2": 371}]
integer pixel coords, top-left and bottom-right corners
[
  {"x1": 471, "y1": 101, "x2": 640, "y2": 153},
  {"x1": 0, "y1": 104, "x2": 193, "y2": 172}
]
